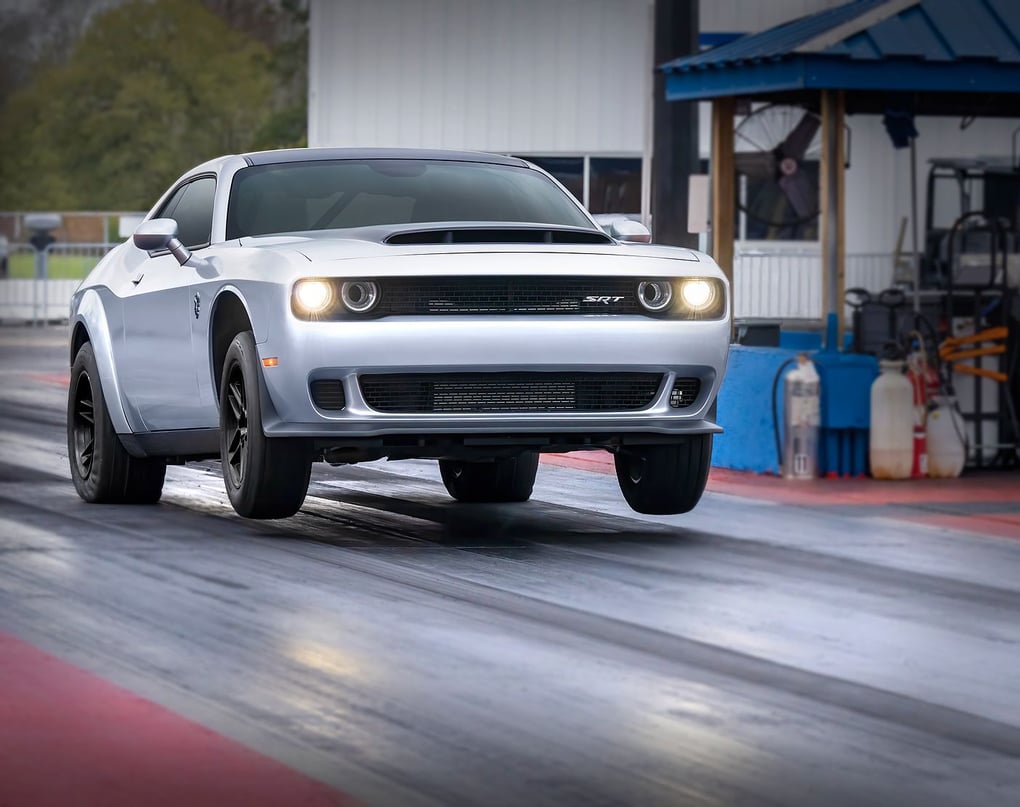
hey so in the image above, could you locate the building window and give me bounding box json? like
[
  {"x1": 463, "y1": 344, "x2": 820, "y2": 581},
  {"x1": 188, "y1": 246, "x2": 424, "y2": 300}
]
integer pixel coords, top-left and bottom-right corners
[
  {"x1": 514, "y1": 155, "x2": 644, "y2": 218},
  {"x1": 588, "y1": 158, "x2": 642, "y2": 216},
  {"x1": 515, "y1": 156, "x2": 584, "y2": 206}
]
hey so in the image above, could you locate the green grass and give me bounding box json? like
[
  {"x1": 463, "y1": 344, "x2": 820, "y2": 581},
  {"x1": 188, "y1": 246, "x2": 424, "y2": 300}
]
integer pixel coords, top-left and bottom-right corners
[{"x1": 8, "y1": 252, "x2": 102, "y2": 279}]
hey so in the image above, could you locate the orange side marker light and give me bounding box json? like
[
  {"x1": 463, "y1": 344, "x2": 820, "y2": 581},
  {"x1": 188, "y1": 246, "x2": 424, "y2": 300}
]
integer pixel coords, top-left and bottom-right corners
[{"x1": 262, "y1": 357, "x2": 279, "y2": 367}]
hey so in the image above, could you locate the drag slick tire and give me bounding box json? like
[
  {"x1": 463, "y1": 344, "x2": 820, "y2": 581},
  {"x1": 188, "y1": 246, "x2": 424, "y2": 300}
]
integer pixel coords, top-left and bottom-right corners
[
  {"x1": 67, "y1": 342, "x2": 166, "y2": 504},
  {"x1": 220, "y1": 331, "x2": 312, "y2": 519},
  {"x1": 439, "y1": 453, "x2": 540, "y2": 503},
  {"x1": 614, "y1": 435, "x2": 712, "y2": 515}
]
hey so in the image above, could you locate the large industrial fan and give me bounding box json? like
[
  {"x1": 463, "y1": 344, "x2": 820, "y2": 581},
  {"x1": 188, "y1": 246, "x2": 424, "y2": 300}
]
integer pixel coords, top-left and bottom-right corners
[{"x1": 735, "y1": 104, "x2": 822, "y2": 240}]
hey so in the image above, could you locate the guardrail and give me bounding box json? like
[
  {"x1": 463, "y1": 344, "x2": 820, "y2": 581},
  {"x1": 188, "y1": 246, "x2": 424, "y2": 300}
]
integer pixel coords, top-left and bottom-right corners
[{"x1": 1, "y1": 242, "x2": 899, "y2": 326}]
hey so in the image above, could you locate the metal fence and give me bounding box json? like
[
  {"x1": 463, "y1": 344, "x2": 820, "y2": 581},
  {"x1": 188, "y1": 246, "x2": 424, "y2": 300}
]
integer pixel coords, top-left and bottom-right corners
[
  {"x1": 0, "y1": 241, "x2": 899, "y2": 326},
  {"x1": 0, "y1": 242, "x2": 117, "y2": 325},
  {"x1": 733, "y1": 249, "x2": 896, "y2": 320}
]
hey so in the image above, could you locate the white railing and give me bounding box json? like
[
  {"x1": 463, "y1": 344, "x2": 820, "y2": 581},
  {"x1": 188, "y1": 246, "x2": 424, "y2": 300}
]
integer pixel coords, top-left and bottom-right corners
[
  {"x1": 1, "y1": 241, "x2": 899, "y2": 325},
  {"x1": 0, "y1": 242, "x2": 116, "y2": 324},
  {"x1": 733, "y1": 248, "x2": 896, "y2": 320}
]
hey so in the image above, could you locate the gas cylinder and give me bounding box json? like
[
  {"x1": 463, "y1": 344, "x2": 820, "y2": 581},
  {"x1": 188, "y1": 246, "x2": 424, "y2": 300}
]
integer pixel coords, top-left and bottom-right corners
[
  {"x1": 869, "y1": 359, "x2": 914, "y2": 480},
  {"x1": 782, "y1": 355, "x2": 820, "y2": 480},
  {"x1": 905, "y1": 350, "x2": 939, "y2": 478},
  {"x1": 927, "y1": 395, "x2": 967, "y2": 478}
]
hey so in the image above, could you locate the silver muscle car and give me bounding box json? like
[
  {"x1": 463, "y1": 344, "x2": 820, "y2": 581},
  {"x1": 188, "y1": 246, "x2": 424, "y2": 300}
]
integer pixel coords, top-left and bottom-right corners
[{"x1": 67, "y1": 148, "x2": 730, "y2": 518}]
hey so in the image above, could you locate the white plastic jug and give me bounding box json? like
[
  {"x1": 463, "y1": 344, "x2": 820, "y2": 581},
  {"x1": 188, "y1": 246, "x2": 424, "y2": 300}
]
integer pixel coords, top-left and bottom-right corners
[
  {"x1": 869, "y1": 360, "x2": 913, "y2": 480},
  {"x1": 927, "y1": 395, "x2": 967, "y2": 478}
]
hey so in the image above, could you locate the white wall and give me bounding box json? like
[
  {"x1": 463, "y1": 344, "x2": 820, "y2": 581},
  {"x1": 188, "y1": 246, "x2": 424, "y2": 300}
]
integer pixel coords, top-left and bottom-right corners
[
  {"x1": 309, "y1": 0, "x2": 653, "y2": 155},
  {"x1": 700, "y1": 0, "x2": 847, "y2": 32},
  {"x1": 841, "y1": 114, "x2": 1020, "y2": 255},
  {"x1": 309, "y1": 0, "x2": 1020, "y2": 260}
]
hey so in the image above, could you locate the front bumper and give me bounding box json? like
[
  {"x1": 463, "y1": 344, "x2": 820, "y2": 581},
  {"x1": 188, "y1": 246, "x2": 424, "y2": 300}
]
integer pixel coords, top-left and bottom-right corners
[{"x1": 257, "y1": 315, "x2": 730, "y2": 440}]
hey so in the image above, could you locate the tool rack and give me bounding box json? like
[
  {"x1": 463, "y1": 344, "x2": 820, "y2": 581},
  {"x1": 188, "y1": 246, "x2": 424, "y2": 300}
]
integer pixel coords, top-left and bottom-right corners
[{"x1": 943, "y1": 212, "x2": 1019, "y2": 469}]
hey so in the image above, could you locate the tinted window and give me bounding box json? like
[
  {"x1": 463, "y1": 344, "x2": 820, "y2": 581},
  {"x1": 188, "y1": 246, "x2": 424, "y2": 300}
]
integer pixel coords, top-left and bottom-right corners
[
  {"x1": 226, "y1": 160, "x2": 593, "y2": 239},
  {"x1": 170, "y1": 177, "x2": 216, "y2": 248},
  {"x1": 515, "y1": 156, "x2": 584, "y2": 205},
  {"x1": 155, "y1": 184, "x2": 188, "y2": 221},
  {"x1": 589, "y1": 158, "x2": 641, "y2": 215}
]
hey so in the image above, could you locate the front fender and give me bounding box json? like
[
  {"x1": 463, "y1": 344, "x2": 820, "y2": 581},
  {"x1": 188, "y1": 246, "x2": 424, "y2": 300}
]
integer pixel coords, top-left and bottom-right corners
[{"x1": 71, "y1": 288, "x2": 144, "y2": 437}]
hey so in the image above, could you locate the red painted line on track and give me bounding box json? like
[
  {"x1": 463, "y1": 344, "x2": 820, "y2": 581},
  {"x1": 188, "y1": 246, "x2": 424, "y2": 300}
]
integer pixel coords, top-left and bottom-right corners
[
  {"x1": 539, "y1": 452, "x2": 1020, "y2": 541},
  {"x1": 0, "y1": 631, "x2": 354, "y2": 807},
  {"x1": 541, "y1": 452, "x2": 1019, "y2": 506},
  {"x1": 900, "y1": 513, "x2": 1020, "y2": 542},
  {"x1": 24, "y1": 372, "x2": 70, "y2": 387}
]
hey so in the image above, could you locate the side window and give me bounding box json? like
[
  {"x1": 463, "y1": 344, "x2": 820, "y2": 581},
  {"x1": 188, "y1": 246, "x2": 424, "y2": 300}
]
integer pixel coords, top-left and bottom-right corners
[
  {"x1": 155, "y1": 184, "x2": 188, "y2": 221},
  {"x1": 169, "y1": 177, "x2": 216, "y2": 248}
]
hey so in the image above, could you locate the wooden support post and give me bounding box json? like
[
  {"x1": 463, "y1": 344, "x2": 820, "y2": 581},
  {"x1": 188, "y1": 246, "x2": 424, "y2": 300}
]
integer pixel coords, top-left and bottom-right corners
[
  {"x1": 710, "y1": 96, "x2": 735, "y2": 293},
  {"x1": 820, "y1": 89, "x2": 846, "y2": 339}
]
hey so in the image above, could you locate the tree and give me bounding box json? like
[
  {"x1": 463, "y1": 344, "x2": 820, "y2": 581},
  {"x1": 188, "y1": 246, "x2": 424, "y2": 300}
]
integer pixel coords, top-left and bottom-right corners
[{"x1": 0, "y1": 0, "x2": 275, "y2": 211}]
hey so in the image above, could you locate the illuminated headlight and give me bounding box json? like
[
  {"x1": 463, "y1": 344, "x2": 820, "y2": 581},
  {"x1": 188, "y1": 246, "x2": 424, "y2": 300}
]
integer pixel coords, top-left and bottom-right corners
[
  {"x1": 679, "y1": 278, "x2": 717, "y2": 311},
  {"x1": 340, "y1": 280, "x2": 379, "y2": 314},
  {"x1": 636, "y1": 280, "x2": 673, "y2": 312},
  {"x1": 294, "y1": 279, "x2": 333, "y2": 314}
]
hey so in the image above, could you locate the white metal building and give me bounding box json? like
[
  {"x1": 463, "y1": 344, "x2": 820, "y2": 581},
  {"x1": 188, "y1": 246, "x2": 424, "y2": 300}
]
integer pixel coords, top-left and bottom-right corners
[{"x1": 309, "y1": 0, "x2": 1020, "y2": 316}]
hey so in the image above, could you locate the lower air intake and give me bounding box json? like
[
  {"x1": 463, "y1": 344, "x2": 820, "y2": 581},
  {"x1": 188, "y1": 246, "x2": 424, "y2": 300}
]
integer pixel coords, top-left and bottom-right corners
[
  {"x1": 669, "y1": 377, "x2": 701, "y2": 408},
  {"x1": 359, "y1": 373, "x2": 663, "y2": 414},
  {"x1": 310, "y1": 379, "x2": 346, "y2": 411}
]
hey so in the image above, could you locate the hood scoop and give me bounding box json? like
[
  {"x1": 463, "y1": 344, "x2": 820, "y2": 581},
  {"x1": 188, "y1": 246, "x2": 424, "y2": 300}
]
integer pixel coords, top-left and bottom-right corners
[{"x1": 384, "y1": 225, "x2": 613, "y2": 246}]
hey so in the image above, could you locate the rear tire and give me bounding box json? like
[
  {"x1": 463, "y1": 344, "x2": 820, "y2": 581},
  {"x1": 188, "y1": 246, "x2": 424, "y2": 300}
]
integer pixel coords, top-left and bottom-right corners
[
  {"x1": 439, "y1": 453, "x2": 539, "y2": 503},
  {"x1": 67, "y1": 342, "x2": 166, "y2": 504},
  {"x1": 614, "y1": 436, "x2": 712, "y2": 515},
  {"x1": 220, "y1": 331, "x2": 311, "y2": 519}
]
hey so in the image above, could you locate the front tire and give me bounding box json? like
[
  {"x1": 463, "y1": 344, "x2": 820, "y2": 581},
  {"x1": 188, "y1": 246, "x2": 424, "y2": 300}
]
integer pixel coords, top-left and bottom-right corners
[
  {"x1": 219, "y1": 331, "x2": 311, "y2": 519},
  {"x1": 439, "y1": 453, "x2": 539, "y2": 503},
  {"x1": 67, "y1": 342, "x2": 166, "y2": 504},
  {"x1": 614, "y1": 436, "x2": 712, "y2": 515}
]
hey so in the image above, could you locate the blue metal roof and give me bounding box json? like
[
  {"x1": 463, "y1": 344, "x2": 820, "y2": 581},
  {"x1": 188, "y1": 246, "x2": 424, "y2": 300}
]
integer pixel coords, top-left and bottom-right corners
[{"x1": 663, "y1": 0, "x2": 1020, "y2": 102}]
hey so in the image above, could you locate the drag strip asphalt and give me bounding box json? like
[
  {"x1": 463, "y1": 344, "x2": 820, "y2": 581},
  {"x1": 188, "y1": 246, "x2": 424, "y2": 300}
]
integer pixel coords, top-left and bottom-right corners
[{"x1": 2, "y1": 327, "x2": 1019, "y2": 807}]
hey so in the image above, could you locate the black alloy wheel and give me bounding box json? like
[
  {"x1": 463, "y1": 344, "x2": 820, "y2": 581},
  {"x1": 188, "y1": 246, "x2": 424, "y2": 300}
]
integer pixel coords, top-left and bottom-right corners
[
  {"x1": 439, "y1": 453, "x2": 540, "y2": 503},
  {"x1": 614, "y1": 435, "x2": 713, "y2": 515},
  {"x1": 218, "y1": 330, "x2": 311, "y2": 519},
  {"x1": 223, "y1": 363, "x2": 249, "y2": 489},
  {"x1": 71, "y1": 371, "x2": 96, "y2": 480},
  {"x1": 66, "y1": 341, "x2": 166, "y2": 504}
]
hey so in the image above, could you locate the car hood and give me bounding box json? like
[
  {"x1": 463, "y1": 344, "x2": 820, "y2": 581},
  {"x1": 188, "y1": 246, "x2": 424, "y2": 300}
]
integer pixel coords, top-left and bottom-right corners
[{"x1": 237, "y1": 222, "x2": 702, "y2": 264}]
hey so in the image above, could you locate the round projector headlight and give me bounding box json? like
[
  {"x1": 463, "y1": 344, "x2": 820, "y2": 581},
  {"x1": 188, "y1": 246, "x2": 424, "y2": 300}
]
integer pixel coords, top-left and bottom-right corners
[
  {"x1": 294, "y1": 280, "x2": 333, "y2": 313},
  {"x1": 340, "y1": 280, "x2": 379, "y2": 314},
  {"x1": 679, "y1": 279, "x2": 715, "y2": 310},
  {"x1": 637, "y1": 280, "x2": 673, "y2": 312}
]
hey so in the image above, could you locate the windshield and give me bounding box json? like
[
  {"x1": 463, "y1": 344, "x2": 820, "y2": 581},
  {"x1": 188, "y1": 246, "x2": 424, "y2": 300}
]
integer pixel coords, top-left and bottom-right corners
[{"x1": 226, "y1": 159, "x2": 593, "y2": 239}]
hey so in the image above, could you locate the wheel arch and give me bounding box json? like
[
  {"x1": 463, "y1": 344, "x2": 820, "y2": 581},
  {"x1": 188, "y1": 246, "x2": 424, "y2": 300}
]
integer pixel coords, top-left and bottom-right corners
[
  {"x1": 70, "y1": 289, "x2": 138, "y2": 436},
  {"x1": 209, "y1": 288, "x2": 255, "y2": 399},
  {"x1": 70, "y1": 320, "x2": 90, "y2": 365}
]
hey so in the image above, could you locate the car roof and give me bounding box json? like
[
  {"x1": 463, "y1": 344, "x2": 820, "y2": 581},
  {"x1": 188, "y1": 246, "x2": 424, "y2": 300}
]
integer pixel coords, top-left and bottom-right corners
[{"x1": 241, "y1": 147, "x2": 528, "y2": 168}]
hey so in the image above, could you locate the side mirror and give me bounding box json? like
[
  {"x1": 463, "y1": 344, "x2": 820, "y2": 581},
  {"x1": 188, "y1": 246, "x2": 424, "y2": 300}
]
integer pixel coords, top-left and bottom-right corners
[
  {"x1": 607, "y1": 219, "x2": 651, "y2": 244},
  {"x1": 133, "y1": 218, "x2": 191, "y2": 265}
]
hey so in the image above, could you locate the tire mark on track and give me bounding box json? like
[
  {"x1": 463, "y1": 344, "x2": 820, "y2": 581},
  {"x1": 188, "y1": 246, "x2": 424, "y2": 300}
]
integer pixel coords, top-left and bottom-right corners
[
  {"x1": 134, "y1": 475, "x2": 1020, "y2": 760},
  {"x1": 6, "y1": 405, "x2": 1020, "y2": 758},
  {"x1": 265, "y1": 530, "x2": 1020, "y2": 760},
  {"x1": 308, "y1": 480, "x2": 1020, "y2": 613}
]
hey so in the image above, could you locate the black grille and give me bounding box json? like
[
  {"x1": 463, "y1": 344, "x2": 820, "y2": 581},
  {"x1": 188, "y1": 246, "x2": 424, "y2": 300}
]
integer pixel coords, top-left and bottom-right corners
[
  {"x1": 359, "y1": 372, "x2": 664, "y2": 413},
  {"x1": 669, "y1": 377, "x2": 701, "y2": 408},
  {"x1": 310, "y1": 379, "x2": 346, "y2": 411},
  {"x1": 372, "y1": 277, "x2": 644, "y2": 316}
]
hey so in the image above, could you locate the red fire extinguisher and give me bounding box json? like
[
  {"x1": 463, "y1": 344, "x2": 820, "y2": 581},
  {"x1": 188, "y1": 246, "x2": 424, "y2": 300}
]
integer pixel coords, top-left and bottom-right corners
[{"x1": 905, "y1": 339, "x2": 939, "y2": 479}]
